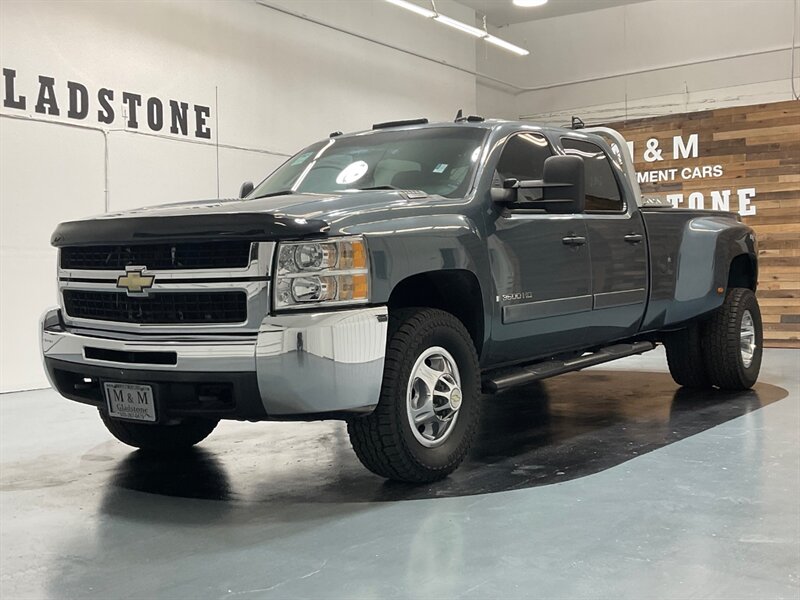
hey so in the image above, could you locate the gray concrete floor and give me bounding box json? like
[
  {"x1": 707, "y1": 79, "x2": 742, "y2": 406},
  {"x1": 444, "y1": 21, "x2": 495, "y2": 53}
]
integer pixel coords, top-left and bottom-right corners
[{"x1": 1, "y1": 347, "x2": 799, "y2": 599}]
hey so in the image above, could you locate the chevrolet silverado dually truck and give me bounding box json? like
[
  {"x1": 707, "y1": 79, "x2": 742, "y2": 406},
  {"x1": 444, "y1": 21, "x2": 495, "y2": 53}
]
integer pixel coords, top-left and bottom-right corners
[{"x1": 41, "y1": 117, "x2": 762, "y2": 483}]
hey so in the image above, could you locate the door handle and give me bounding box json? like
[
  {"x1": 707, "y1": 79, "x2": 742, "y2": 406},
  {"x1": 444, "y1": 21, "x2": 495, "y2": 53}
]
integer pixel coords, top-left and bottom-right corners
[
  {"x1": 562, "y1": 235, "x2": 586, "y2": 247},
  {"x1": 624, "y1": 233, "x2": 644, "y2": 244}
]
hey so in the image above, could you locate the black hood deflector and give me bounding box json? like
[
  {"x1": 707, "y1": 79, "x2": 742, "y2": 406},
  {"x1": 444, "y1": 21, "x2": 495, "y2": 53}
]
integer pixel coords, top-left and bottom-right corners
[{"x1": 51, "y1": 213, "x2": 330, "y2": 247}]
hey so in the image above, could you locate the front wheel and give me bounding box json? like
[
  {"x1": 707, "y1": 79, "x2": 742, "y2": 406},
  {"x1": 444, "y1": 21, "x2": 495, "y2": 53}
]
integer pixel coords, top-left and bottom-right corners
[
  {"x1": 99, "y1": 410, "x2": 219, "y2": 452},
  {"x1": 347, "y1": 308, "x2": 481, "y2": 483}
]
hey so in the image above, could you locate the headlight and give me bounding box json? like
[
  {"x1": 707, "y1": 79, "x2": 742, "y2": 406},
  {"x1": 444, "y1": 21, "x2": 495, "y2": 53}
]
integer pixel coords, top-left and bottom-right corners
[{"x1": 274, "y1": 237, "x2": 369, "y2": 309}]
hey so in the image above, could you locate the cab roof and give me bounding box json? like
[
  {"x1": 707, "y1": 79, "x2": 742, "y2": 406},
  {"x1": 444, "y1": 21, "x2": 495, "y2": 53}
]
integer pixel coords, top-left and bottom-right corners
[{"x1": 335, "y1": 118, "x2": 588, "y2": 142}]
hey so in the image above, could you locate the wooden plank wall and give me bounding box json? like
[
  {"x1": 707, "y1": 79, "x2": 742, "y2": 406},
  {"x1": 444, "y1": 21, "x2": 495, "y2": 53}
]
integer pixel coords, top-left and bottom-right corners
[{"x1": 606, "y1": 100, "x2": 800, "y2": 348}]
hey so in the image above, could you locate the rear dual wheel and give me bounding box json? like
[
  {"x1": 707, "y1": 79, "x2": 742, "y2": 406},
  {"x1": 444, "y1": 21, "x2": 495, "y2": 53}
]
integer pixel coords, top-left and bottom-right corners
[{"x1": 665, "y1": 287, "x2": 762, "y2": 391}]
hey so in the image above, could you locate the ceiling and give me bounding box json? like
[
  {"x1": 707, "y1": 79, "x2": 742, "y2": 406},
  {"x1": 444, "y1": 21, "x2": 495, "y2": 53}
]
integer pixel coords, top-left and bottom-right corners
[{"x1": 456, "y1": 0, "x2": 650, "y2": 27}]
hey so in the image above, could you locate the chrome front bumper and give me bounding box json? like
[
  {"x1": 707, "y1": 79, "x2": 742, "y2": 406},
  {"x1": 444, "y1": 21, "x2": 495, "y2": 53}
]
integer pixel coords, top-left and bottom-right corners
[{"x1": 40, "y1": 306, "x2": 388, "y2": 418}]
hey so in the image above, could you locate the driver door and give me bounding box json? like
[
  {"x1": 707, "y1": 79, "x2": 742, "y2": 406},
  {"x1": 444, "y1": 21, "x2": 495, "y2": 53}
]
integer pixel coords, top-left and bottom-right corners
[{"x1": 485, "y1": 132, "x2": 593, "y2": 366}]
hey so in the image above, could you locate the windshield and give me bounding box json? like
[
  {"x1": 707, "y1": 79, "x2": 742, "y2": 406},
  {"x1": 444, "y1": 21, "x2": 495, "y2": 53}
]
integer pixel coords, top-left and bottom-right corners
[{"x1": 249, "y1": 127, "x2": 488, "y2": 199}]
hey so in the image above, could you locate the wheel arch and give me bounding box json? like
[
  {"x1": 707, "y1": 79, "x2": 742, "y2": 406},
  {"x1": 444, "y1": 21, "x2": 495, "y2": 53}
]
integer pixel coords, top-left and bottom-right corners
[
  {"x1": 388, "y1": 269, "x2": 485, "y2": 357},
  {"x1": 354, "y1": 214, "x2": 492, "y2": 356},
  {"x1": 728, "y1": 253, "x2": 758, "y2": 292}
]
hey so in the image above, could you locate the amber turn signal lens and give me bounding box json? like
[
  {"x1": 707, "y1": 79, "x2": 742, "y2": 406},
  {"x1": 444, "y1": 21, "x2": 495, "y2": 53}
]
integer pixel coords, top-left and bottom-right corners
[
  {"x1": 337, "y1": 274, "x2": 369, "y2": 301},
  {"x1": 351, "y1": 273, "x2": 368, "y2": 299},
  {"x1": 351, "y1": 241, "x2": 367, "y2": 270}
]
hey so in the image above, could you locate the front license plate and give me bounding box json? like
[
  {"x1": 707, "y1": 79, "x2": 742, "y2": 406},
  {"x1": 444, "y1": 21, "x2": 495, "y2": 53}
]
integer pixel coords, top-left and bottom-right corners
[{"x1": 104, "y1": 382, "x2": 156, "y2": 422}]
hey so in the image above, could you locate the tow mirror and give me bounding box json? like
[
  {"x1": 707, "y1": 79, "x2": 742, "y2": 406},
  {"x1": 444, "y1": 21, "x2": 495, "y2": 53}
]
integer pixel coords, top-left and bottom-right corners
[
  {"x1": 239, "y1": 181, "x2": 254, "y2": 198},
  {"x1": 541, "y1": 155, "x2": 585, "y2": 213},
  {"x1": 492, "y1": 155, "x2": 585, "y2": 214},
  {"x1": 490, "y1": 180, "x2": 516, "y2": 203}
]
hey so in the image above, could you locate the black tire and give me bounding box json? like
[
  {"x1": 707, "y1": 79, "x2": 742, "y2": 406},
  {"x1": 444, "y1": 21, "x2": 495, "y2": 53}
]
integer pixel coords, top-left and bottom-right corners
[
  {"x1": 664, "y1": 321, "x2": 711, "y2": 388},
  {"x1": 702, "y1": 287, "x2": 762, "y2": 390},
  {"x1": 99, "y1": 410, "x2": 219, "y2": 452},
  {"x1": 347, "y1": 308, "x2": 481, "y2": 483}
]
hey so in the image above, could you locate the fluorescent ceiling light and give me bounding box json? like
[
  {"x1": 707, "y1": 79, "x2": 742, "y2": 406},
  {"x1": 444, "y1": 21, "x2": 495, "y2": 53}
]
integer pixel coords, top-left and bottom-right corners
[
  {"x1": 385, "y1": 0, "x2": 436, "y2": 18},
  {"x1": 433, "y1": 14, "x2": 487, "y2": 37},
  {"x1": 513, "y1": 0, "x2": 548, "y2": 6},
  {"x1": 383, "y1": 0, "x2": 530, "y2": 56},
  {"x1": 485, "y1": 35, "x2": 529, "y2": 56}
]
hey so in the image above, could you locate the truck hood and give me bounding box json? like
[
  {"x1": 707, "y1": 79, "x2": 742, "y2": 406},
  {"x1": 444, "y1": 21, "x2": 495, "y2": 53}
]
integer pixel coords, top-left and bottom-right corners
[{"x1": 51, "y1": 190, "x2": 423, "y2": 246}]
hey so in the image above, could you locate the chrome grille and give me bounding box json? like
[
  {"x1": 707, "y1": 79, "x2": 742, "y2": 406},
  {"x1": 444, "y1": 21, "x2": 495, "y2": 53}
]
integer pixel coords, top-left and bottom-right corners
[
  {"x1": 60, "y1": 241, "x2": 253, "y2": 270},
  {"x1": 58, "y1": 241, "x2": 273, "y2": 332},
  {"x1": 63, "y1": 290, "x2": 248, "y2": 324}
]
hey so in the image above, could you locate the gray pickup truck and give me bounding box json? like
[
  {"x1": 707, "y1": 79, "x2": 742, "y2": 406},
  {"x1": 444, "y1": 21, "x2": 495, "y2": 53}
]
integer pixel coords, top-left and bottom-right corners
[{"x1": 41, "y1": 117, "x2": 762, "y2": 482}]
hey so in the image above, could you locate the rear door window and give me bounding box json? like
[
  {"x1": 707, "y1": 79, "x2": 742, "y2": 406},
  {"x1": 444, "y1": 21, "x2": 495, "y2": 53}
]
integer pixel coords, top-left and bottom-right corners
[{"x1": 561, "y1": 138, "x2": 624, "y2": 212}]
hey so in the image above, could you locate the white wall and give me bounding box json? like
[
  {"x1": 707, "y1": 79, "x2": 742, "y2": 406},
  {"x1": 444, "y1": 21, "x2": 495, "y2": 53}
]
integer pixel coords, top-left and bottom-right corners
[
  {"x1": 476, "y1": 0, "x2": 800, "y2": 123},
  {"x1": 0, "y1": 0, "x2": 478, "y2": 392}
]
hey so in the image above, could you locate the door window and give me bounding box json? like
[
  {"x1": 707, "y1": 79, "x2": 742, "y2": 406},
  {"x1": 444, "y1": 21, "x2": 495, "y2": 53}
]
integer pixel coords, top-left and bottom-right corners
[
  {"x1": 495, "y1": 133, "x2": 553, "y2": 200},
  {"x1": 561, "y1": 138, "x2": 624, "y2": 212}
]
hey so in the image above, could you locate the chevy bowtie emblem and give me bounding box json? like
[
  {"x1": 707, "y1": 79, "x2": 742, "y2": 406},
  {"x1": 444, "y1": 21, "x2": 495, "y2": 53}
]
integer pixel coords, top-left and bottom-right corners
[{"x1": 117, "y1": 267, "x2": 155, "y2": 296}]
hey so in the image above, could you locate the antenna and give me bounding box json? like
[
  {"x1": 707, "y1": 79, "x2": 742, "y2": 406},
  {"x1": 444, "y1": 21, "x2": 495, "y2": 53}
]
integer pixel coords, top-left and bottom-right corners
[{"x1": 454, "y1": 108, "x2": 464, "y2": 122}]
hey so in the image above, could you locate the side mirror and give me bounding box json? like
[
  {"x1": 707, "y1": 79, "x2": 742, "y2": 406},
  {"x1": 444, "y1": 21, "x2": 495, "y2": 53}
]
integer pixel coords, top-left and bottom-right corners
[
  {"x1": 491, "y1": 155, "x2": 585, "y2": 214},
  {"x1": 490, "y1": 180, "x2": 516, "y2": 204},
  {"x1": 541, "y1": 155, "x2": 585, "y2": 214},
  {"x1": 239, "y1": 181, "x2": 254, "y2": 198}
]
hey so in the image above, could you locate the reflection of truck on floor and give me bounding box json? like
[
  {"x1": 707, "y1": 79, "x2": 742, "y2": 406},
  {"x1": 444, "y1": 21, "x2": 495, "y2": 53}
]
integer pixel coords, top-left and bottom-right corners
[{"x1": 42, "y1": 117, "x2": 762, "y2": 482}]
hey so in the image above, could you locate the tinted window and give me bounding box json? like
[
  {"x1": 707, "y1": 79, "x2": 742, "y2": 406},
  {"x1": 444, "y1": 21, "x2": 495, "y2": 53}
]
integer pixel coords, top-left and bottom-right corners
[
  {"x1": 562, "y1": 138, "x2": 623, "y2": 212},
  {"x1": 494, "y1": 133, "x2": 553, "y2": 202},
  {"x1": 249, "y1": 127, "x2": 487, "y2": 200},
  {"x1": 496, "y1": 133, "x2": 553, "y2": 181}
]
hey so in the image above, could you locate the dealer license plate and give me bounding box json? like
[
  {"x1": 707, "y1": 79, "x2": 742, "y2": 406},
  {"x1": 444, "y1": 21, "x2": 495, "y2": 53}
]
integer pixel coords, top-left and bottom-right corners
[{"x1": 104, "y1": 382, "x2": 156, "y2": 422}]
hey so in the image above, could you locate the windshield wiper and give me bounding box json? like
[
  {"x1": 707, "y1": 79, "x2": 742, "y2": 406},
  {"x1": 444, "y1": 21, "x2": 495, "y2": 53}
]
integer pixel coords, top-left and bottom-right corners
[
  {"x1": 356, "y1": 185, "x2": 399, "y2": 191},
  {"x1": 250, "y1": 190, "x2": 296, "y2": 200}
]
